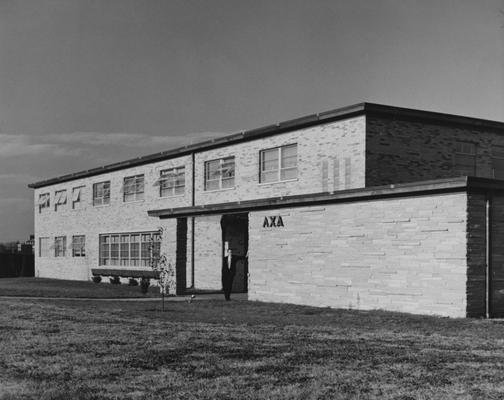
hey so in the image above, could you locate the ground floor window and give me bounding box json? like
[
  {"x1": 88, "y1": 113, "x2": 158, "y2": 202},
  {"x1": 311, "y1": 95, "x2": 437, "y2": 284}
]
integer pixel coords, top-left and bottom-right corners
[
  {"x1": 39, "y1": 237, "x2": 50, "y2": 257},
  {"x1": 54, "y1": 236, "x2": 66, "y2": 257},
  {"x1": 99, "y1": 232, "x2": 160, "y2": 266},
  {"x1": 72, "y1": 235, "x2": 86, "y2": 257}
]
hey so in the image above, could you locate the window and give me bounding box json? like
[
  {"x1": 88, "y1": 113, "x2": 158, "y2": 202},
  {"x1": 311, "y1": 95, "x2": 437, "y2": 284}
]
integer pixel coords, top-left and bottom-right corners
[
  {"x1": 38, "y1": 193, "x2": 50, "y2": 213},
  {"x1": 454, "y1": 141, "x2": 476, "y2": 176},
  {"x1": 204, "y1": 157, "x2": 235, "y2": 191},
  {"x1": 39, "y1": 237, "x2": 50, "y2": 257},
  {"x1": 72, "y1": 235, "x2": 85, "y2": 257},
  {"x1": 159, "y1": 167, "x2": 185, "y2": 197},
  {"x1": 93, "y1": 181, "x2": 110, "y2": 206},
  {"x1": 492, "y1": 145, "x2": 504, "y2": 180},
  {"x1": 54, "y1": 236, "x2": 66, "y2": 257},
  {"x1": 260, "y1": 143, "x2": 298, "y2": 183},
  {"x1": 54, "y1": 190, "x2": 67, "y2": 211},
  {"x1": 72, "y1": 186, "x2": 84, "y2": 209},
  {"x1": 123, "y1": 174, "x2": 144, "y2": 202},
  {"x1": 99, "y1": 232, "x2": 160, "y2": 267}
]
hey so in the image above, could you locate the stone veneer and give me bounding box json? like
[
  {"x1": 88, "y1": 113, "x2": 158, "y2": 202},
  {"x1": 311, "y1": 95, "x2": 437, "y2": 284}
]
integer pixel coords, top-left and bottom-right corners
[{"x1": 248, "y1": 192, "x2": 468, "y2": 317}]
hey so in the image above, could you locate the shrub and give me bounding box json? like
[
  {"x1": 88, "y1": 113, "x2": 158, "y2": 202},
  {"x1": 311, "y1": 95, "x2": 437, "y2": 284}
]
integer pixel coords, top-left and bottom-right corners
[
  {"x1": 92, "y1": 276, "x2": 102, "y2": 283},
  {"x1": 110, "y1": 276, "x2": 121, "y2": 285},
  {"x1": 140, "y1": 277, "x2": 150, "y2": 294},
  {"x1": 128, "y1": 278, "x2": 138, "y2": 286}
]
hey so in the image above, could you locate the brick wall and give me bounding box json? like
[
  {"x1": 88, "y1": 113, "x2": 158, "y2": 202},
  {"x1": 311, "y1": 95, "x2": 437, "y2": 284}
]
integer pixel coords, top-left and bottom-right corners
[
  {"x1": 466, "y1": 191, "x2": 486, "y2": 317},
  {"x1": 490, "y1": 192, "x2": 504, "y2": 317},
  {"x1": 34, "y1": 155, "x2": 191, "y2": 280},
  {"x1": 33, "y1": 116, "x2": 366, "y2": 281},
  {"x1": 194, "y1": 116, "x2": 366, "y2": 205},
  {"x1": 366, "y1": 117, "x2": 504, "y2": 186},
  {"x1": 193, "y1": 215, "x2": 222, "y2": 290},
  {"x1": 248, "y1": 192, "x2": 468, "y2": 317}
]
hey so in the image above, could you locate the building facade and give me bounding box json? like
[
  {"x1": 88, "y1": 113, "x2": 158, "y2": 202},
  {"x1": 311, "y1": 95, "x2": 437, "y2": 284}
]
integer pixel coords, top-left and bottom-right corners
[{"x1": 29, "y1": 103, "x2": 504, "y2": 317}]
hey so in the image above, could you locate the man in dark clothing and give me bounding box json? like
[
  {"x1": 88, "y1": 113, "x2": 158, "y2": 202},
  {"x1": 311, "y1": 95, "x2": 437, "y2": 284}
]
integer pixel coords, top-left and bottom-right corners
[{"x1": 222, "y1": 248, "x2": 243, "y2": 301}]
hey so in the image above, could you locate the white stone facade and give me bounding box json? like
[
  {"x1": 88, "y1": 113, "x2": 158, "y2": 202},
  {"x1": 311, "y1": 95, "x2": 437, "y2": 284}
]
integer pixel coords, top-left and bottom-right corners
[{"x1": 248, "y1": 193, "x2": 468, "y2": 318}]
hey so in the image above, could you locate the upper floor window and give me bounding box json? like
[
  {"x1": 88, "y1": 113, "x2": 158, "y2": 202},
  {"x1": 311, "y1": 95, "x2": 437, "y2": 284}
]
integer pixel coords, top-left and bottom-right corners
[
  {"x1": 54, "y1": 236, "x2": 66, "y2": 257},
  {"x1": 160, "y1": 167, "x2": 185, "y2": 197},
  {"x1": 38, "y1": 193, "x2": 50, "y2": 213},
  {"x1": 454, "y1": 141, "x2": 476, "y2": 176},
  {"x1": 260, "y1": 143, "x2": 298, "y2": 183},
  {"x1": 123, "y1": 174, "x2": 145, "y2": 202},
  {"x1": 93, "y1": 181, "x2": 110, "y2": 206},
  {"x1": 54, "y1": 190, "x2": 67, "y2": 211},
  {"x1": 492, "y1": 145, "x2": 504, "y2": 180},
  {"x1": 204, "y1": 157, "x2": 235, "y2": 191},
  {"x1": 72, "y1": 186, "x2": 85, "y2": 209},
  {"x1": 39, "y1": 237, "x2": 50, "y2": 257},
  {"x1": 72, "y1": 235, "x2": 86, "y2": 257}
]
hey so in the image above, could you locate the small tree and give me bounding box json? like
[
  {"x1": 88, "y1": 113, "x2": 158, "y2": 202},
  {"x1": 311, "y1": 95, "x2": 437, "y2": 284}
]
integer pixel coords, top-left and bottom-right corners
[{"x1": 149, "y1": 227, "x2": 175, "y2": 311}]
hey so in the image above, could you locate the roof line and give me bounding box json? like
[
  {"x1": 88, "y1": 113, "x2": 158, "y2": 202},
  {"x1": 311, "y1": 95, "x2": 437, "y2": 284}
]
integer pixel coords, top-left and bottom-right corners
[
  {"x1": 28, "y1": 103, "x2": 504, "y2": 189},
  {"x1": 148, "y1": 176, "x2": 494, "y2": 218}
]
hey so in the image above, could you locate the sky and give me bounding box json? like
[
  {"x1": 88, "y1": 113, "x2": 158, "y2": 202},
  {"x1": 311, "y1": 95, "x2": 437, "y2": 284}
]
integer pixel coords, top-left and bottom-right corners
[{"x1": 0, "y1": 0, "x2": 503, "y2": 242}]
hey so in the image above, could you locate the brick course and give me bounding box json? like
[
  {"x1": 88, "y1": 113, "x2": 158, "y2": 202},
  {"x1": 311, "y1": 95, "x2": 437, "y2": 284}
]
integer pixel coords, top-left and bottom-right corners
[{"x1": 366, "y1": 117, "x2": 504, "y2": 186}]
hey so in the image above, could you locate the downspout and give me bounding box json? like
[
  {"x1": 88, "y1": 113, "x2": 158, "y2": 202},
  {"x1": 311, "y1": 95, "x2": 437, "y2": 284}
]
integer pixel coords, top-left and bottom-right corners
[
  {"x1": 486, "y1": 192, "x2": 492, "y2": 318},
  {"x1": 191, "y1": 152, "x2": 195, "y2": 288}
]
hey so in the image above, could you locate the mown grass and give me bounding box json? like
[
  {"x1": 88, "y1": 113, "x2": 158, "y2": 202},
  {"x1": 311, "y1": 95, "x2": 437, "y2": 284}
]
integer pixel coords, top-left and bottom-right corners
[
  {"x1": 2, "y1": 296, "x2": 504, "y2": 399},
  {"x1": 0, "y1": 277, "x2": 160, "y2": 298}
]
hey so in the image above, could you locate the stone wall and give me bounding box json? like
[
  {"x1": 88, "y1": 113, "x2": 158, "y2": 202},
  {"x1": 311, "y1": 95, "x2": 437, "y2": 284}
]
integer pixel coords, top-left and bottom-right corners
[{"x1": 248, "y1": 192, "x2": 468, "y2": 317}]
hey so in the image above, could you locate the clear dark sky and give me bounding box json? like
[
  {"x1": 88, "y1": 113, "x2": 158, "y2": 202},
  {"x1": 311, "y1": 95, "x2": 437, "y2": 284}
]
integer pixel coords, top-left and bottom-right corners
[{"x1": 0, "y1": 0, "x2": 503, "y2": 241}]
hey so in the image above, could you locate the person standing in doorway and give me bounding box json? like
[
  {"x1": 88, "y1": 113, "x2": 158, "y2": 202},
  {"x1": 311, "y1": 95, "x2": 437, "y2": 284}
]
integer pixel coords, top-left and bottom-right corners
[{"x1": 222, "y1": 245, "x2": 246, "y2": 301}]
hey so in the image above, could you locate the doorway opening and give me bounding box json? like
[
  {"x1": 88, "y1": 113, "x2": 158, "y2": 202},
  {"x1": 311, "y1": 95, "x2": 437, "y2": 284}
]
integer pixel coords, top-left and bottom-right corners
[{"x1": 221, "y1": 213, "x2": 249, "y2": 293}]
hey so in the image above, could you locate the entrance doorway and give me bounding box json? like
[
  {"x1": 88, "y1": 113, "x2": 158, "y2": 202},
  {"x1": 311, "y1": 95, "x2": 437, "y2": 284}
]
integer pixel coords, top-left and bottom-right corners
[{"x1": 221, "y1": 213, "x2": 248, "y2": 292}]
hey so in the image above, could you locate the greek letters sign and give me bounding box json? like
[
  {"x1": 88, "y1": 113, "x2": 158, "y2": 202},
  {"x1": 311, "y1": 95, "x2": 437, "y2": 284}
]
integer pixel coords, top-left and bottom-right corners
[{"x1": 263, "y1": 216, "x2": 284, "y2": 228}]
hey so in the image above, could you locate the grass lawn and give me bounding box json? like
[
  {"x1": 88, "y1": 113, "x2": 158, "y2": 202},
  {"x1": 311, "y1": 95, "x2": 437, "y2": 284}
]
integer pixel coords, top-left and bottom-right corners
[
  {"x1": 2, "y1": 292, "x2": 504, "y2": 400},
  {"x1": 0, "y1": 277, "x2": 161, "y2": 298}
]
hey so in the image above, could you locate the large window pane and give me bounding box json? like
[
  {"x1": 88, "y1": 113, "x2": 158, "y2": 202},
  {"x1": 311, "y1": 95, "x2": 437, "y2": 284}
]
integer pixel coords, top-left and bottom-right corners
[
  {"x1": 204, "y1": 157, "x2": 235, "y2": 191},
  {"x1": 93, "y1": 181, "x2": 110, "y2": 206},
  {"x1": 123, "y1": 175, "x2": 144, "y2": 202},
  {"x1": 160, "y1": 167, "x2": 185, "y2": 197},
  {"x1": 260, "y1": 144, "x2": 297, "y2": 183},
  {"x1": 99, "y1": 232, "x2": 161, "y2": 267}
]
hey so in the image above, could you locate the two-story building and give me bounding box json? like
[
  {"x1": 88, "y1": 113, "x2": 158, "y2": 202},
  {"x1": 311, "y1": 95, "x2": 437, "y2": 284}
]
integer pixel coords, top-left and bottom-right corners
[{"x1": 29, "y1": 103, "x2": 504, "y2": 318}]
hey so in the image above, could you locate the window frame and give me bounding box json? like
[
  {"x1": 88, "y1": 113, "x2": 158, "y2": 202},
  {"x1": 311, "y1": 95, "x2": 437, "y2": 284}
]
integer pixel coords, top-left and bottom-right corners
[
  {"x1": 204, "y1": 156, "x2": 235, "y2": 191},
  {"x1": 38, "y1": 193, "x2": 50, "y2": 213},
  {"x1": 123, "y1": 174, "x2": 145, "y2": 202},
  {"x1": 99, "y1": 231, "x2": 160, "y2": 267},
  {"x1": 159, "y1": 167, "x2": 185, "y2": 197},
  {"x1": 93, "y1": 181, "x2": 111, "y2": 206},
  {"x1": 39, "y1": 237, "x2": 50, "y2": 257},
  {"x1": 492, "y1": 145, "x2": 504, "y2": 180},
  {"x1": 259, "y1": 143, "x2": 298, "y2": 184},
  {"x1": 54, "y1": 190, "x2": 67, "y2": 211},
  {"x1": 54, "y1": 236, "x2": 66, "y2": 257},
  {"x1": 454, "y1": 141, "x2": 476, "y2": 177},
  {"x1": 72, "y1": 186, "x2": 85, "y2": 210},
  {"x1": 72, "y1": 235, "x2": 86, "y2": 257}
]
